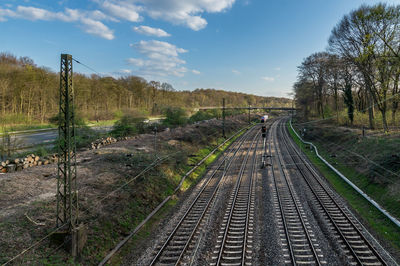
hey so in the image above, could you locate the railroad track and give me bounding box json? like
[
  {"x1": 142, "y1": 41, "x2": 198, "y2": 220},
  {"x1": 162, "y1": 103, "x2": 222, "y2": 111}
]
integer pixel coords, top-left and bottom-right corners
[
  {"x1": 149, "y1": 125, "x2": 259, "y2": 265},
  {"x1": 277, "y1": 118, "x2": 387, "y2": 266},
  {"x1": 269, "y1": 120, "x2": 325, "y2": 265},
  {"x1": 146, "y1": 118, "x2": 389, "y2": 266},
  {"x1": 210, "y1": 129, "x2": 260, "y2": 266}
]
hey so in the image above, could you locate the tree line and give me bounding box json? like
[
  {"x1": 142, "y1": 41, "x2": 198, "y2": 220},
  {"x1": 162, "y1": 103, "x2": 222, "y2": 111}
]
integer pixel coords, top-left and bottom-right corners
[
  {"x1": 0, "y1": 53, "x2": 291, "y2": 125},
  {"x1": 294, "y1": 3, "x2": 400, "y2": 131}
]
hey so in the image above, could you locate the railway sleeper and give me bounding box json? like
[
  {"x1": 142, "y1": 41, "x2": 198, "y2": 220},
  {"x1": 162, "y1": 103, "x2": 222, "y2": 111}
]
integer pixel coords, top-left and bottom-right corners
[{"x1": 223, "y1": 250, "x2": 243, "y2": 254}]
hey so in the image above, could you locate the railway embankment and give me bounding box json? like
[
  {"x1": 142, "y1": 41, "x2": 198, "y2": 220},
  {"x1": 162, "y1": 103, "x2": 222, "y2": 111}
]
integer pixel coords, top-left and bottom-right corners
[
  {"x1": 289, "y1": 119, "x2": 400, "y2": 259},
  {"x1": 0, "y1": 114, "x2": 254, "y2": 265}
]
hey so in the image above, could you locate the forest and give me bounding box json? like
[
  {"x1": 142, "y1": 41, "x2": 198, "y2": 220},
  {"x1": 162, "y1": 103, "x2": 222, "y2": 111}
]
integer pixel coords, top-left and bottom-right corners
[
  {"x1": 294, "y1": 3, "x2": 400, "y2": 131},
  {"x1": 0, "y1": 53, "x2": 291, "y2": 126}
]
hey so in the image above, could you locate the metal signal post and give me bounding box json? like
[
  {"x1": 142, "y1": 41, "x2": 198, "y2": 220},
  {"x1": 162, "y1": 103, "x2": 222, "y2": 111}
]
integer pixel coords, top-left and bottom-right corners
[
  {"x1": 222, "y1": 98, "x2": 226, "y2": 138},
  {"x1": 56, "y1": 54, "x2": 78, "y2": 231}
]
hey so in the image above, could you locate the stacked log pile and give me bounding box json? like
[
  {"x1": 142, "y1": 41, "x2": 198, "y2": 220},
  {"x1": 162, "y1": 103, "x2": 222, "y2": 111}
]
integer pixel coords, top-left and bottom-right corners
[
  {"x1": 90, "y1": 136, "x2": 117, "y2": 149},
  {"x1": 0, "y1": 154, "x2": 57, "y2": 173},
  {"x1": 0, "y1": 135, "x2": 133, "y2": 174},
  {"x1": 90, "y1": 136, "x2": 131, "y2": 150}
]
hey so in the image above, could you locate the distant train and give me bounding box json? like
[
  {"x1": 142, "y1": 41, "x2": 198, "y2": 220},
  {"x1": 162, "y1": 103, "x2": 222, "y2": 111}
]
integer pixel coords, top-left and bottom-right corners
[{"x1": 260, "y1": 115, "x2": 268, "y2": 123}]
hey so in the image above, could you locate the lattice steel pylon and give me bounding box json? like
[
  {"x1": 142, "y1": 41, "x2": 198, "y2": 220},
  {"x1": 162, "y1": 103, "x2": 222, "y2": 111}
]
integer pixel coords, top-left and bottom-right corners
[{"x1": 56, "y1": 54, "x2": 78, "y2": 230}]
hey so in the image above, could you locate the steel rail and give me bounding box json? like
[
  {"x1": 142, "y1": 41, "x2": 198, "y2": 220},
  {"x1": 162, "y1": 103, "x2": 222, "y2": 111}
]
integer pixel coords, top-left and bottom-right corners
[
  {"x1": 241, "y1": 127, "x2": 259, "y2": 266},
  {"x1": 149, "y1": 125, "x2": 257, "y2": 265},
  {"x1": 267, "y1": 126, "x2": 296, "y2": 265},
  {"x1": 214, "y1": 130, "x2": 260, "y2": 265},
  {"x1": 280, "y1": 119, "x2": 387, "y2": 265},
  {"x1": 289, "y1": 119, "x2": 400, "y2": 229},
  {"x1": 271, "y1": 121, "x2": 322, "y2": 266},
  {"x1": 172, "y1": 126, "x2": 258, "y2": 265}
]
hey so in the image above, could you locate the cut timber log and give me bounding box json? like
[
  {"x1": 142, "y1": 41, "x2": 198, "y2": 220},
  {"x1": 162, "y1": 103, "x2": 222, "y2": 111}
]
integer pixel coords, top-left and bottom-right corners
[{"x1": 7, "y1": 164, "x2": 16, "y2": 173}]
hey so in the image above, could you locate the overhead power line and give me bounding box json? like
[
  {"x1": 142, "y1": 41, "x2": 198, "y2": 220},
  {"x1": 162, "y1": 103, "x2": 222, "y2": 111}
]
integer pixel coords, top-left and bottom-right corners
[{"x1": 72, "y1": 57, "x2": 103, "y2": 76}]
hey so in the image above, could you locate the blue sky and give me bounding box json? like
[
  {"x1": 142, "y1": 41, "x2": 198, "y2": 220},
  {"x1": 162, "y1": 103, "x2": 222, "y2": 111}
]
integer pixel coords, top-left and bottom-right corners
[{"x1": 1, "y1": 0, "x2": 399, "y2": 98}]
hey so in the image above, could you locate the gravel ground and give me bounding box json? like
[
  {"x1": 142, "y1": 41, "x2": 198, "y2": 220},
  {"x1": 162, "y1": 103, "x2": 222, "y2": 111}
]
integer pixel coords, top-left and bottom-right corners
[
  {"x1": 122, "y1": 120, "x2": 399, "y2": 265},
  {"x1": 277, "y1": 127, "x2": 346, "y2": 265},
  {"x1": 122, "y1": 154, "x2": 221, "y2": 265},
  {"x1": 279, "y1": 121, "x2": 399, "y2": 265},
  {"x1": 260, "y1": 157, "x2": 291, "y2": 265},
  {"x1": 124, "y1": 127, "x2": 256, "y2": 265},
  {"x1": 284, "y1": 146, "x2": 400, "y2": 265}
]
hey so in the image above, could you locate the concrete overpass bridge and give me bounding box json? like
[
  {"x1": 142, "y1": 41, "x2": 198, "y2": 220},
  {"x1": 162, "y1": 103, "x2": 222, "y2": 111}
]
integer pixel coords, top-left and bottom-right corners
[{"x1": 195, "y1": 106, "x2": 297, "y2": 111}]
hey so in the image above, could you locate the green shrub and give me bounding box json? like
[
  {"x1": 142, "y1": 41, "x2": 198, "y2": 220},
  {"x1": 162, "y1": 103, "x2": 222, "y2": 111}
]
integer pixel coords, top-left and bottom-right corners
[
  {"x1": 189, "y1": 111, "x2": 214, "y2": 124},
  {"x1": 113, "y1": 110, "x2": 124, "y2": 120},
  {"x1": 111, "y1": 115, "x2": 146, "y2": 137},
  {"x1": 75, "y1": 126, "x2": 100, "y2": 148},
  {"x1": 225, "y1": 109, "x2": 245, "y2": 116},
  {"x1": 32, "y1": 146, "x2": 50, "y2": 157},
  {"x1": 51, "y1": 117, "x2": 100, "y2": 149},
  {"x1": 49, "y1": 112, "x2": 87, "y2": 126},
  {"x1": 163, "y1": 107, "x2": 188, "y2": 127}
]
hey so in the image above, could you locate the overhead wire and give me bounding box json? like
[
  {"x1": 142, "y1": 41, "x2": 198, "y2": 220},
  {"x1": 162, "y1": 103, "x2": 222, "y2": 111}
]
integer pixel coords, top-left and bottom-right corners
[
  {"x1": 285, "y1": 126, "x2": 396, "y2": 188},
  {"x1": 80, "y1": 153, "x2": 176, "y2": 216},
  {"x1": 3, "y1": 55, "x2": 249, "y2": 264},
  {"x1": 2, "y1": 223, "x2": 68, "y2": 266},
  {"x1": 2, "y1": 56, "x2": 122, "y2": 265},
  {"x1": 292, "y1": 124, "x2": 400, "y2": 182},
  {"x1": 7, "y1": 148, "x2": 181, "y2": 264},
  {"x1": 72, "y1": 57, "x2": 104, "y2": 77}
]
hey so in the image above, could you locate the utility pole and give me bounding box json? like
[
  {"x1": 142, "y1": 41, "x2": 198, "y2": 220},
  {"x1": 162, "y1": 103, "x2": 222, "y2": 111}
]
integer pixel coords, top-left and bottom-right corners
[
  {"x1": 291, "y1": 99, "x2": 294, "y2": 119},
  {"x1": 248, "y1": 105, "x2": 251, "y2": 124},
  {"x1": 154, "y1": 124, "x2": 158, "y2": 157},
  {"x1": 222, "y1": 98, "x2": 226, "y2": 138},
  {"x1": 56, "y1": 54, "x2": 85, "y2": 257}
]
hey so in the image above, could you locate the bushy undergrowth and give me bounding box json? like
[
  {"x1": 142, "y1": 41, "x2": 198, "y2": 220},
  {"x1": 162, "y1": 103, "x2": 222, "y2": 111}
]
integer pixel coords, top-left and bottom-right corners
[
  {"x1": 300, "y1": 123, "x2": 400, "y2": 186},
  {"x1": 188, "y1": 110, "x2": 215, "y2": 123},
  {"x1": 162, "y1": 107, "x2": 188, "y2": 127},
  {"x1": 289, "y1": 121, "x2": 400, "y2": 252},
  {"x1": 111, "y1": 115, "x2": 148, "y2": 137},
  {"x1": 75, "y1": 125, "x2": 102, "y2": 148},
  {"x1": 164, "y1": 108, "x2": 250, "y2": 128},
  {"x1": 49, "y1": 114, "x2": 102, "y2": 150},
  {"x1": 300, "y1": 109, "x2": 400, "y2": 130}
]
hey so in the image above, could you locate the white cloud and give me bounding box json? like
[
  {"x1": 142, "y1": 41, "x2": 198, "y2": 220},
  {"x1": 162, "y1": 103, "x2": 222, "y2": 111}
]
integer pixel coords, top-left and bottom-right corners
[
  {"x1": 192, "y1": 69, "x2": 201, "y2": 75},
  {"x1": 128, "y1": 40, "x2": 188, "y2": 77},
  {"x1": 100, "y1": 0, "x2": 141, "y2": 22},
  {"x1": 110, "y1": 69, "x2": 133, "y2": 77},
  {"x1": 131, "y1": 40, "x2": 187, "y2": 58},
  {"x1": 274, "y1": 67, "x2": 281, "y2": 71},
  {"x1": 133, "y1": 25, "x2": 170, "y2": 37},
  {"x1": 80, "y1": 18, "x2": 114, "y2": 40},
  {"x1": 232, "y1": 69, "x2": 241, "y2": 75},
  {"x1": 0, "y1": 5, "x2": 115, "y2": 39},
  {"x1": 15, "y1": 6, "x2": 59, "y2": 20},
  {"x1": 126, "y1": 58, "x2": 144, "y2": 66},
  {"x1": 104, "y1": 0, "x2": 236, "y2": 31},
  {"x1": 62, "y1": 8, "x2": 112, "y2": 22},
  {"x1": 0, "y1": 0, "x2": 237, "y2": 39},
  {"x1": 261, "y1": 76, "x2": 274, "y2": 82},
  {"x1": 0, "y1": 8, "x2": 16, "y2": 21}
]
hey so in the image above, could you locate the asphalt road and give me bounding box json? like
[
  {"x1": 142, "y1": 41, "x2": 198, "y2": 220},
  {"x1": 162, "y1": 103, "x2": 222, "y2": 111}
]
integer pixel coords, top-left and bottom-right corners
[{"x1": 0, "y1": 126, "x2": 112, "y2": 150}]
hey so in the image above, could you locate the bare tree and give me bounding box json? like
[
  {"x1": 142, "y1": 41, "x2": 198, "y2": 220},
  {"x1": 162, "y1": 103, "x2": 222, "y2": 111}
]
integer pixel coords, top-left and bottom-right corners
[
  {"x1": 329, "y1": 5, "x2": 378, "y2": 129},
  {"x1": 298, "y1": 52, "x2": 330, "y2": 119},
  {"x1": 329, "y1": 3, "x2": 400, "y2": 131}
]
